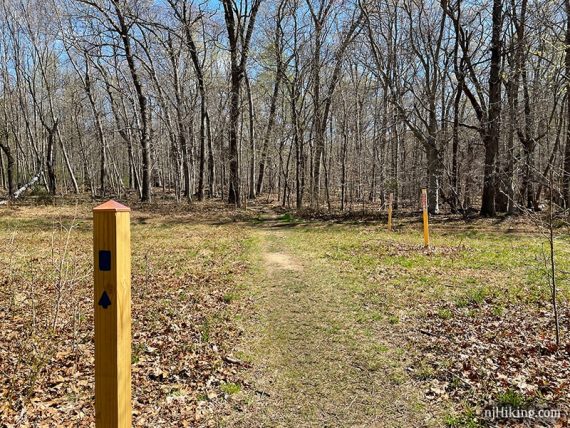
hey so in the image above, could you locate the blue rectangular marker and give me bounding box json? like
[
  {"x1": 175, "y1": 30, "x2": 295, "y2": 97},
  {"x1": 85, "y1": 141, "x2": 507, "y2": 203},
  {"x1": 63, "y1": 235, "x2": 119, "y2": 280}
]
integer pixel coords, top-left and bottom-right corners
[{"x1": 99, "y1": 250, "x2": 111, "y2": 271}]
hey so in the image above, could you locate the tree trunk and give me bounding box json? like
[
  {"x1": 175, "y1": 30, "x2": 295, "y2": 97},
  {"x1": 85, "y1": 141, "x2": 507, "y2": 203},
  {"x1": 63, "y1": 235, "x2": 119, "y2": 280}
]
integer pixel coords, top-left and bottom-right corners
[
  {"x1": 56, "y1": 126, "x2": 79, "y2": 194},
  {"x1": 257, "y1": 68, "x2": 281, "y2": 196},
  {"x1": 179, "y1": 5, "x2": 210, "y2": 200},
  {"x1": 245, "y1": 73, "x2": 256, "y2": 199},
  {"x1": 340, "y1": 119, "x2": 348, "y2": 211},
  {"x1": 451, "y1": 94, "x2": 461, "y2": 212},
  {"x1": 480, "y1": 0, "x2": 503, "y2": 216},
  {"x1": 311, "y1": 23, "x2": 323, "y2": 209},
  {"x1": 0, "y1": 172, "x2": 41, "y2": 205},
  {"x1": 426, "y1": 142, "x2": 443, "y2": 214},
  {"x1": 0, "y1": 140, "x2": 14, "y2": 198},
  {"x1": 197, "y1": 99, "x2": 206, "y2": 200},
  {"x1": 221, "y1": 0, "x2": 261, "y2": 206},
  {"x1": 46, "y1": 122, "x2": 57, "y2": 195},
  {"x1": 505, "y1": 76, "x2": 517, "y2": 213},
  {"x1": 228, "y1": 68, "x2": 241, "y2": 205},
  {"x1": 115, "y1": 3, "x2": 151, "y2": 202},
  {"x1": 562, "y1": 0, "x2": 570, "y2": 206},
  {"x1": 83, "y1": 61, "x2": 107, "y2": 196},
  {"x1": 207, "y1": 113, "x2": 215, "y2": 197}
]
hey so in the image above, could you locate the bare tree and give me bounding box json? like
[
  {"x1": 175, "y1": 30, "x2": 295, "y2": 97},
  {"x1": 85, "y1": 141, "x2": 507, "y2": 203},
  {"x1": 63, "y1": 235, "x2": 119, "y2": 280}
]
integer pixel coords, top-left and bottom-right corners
[{"x1": 221, "y1": 0, "x2": 262, "y2": 206}]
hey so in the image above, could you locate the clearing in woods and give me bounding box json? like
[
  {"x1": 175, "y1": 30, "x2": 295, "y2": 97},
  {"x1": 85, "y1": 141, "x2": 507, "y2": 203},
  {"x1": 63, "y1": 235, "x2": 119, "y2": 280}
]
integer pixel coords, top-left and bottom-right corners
[{"x1": 1, "y1": 203, "x2": 569, "y2": 427}]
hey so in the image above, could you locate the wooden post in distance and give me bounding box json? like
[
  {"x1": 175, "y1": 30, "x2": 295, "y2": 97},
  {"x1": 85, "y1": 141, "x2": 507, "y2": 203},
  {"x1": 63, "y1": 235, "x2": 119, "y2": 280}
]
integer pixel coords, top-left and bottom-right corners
[
  {"x1": 93, "y1": 200, "x2": 132, "y2": 428},
  {"x1": 387, "y1": 192, "x2": 393, "y2": 231},
  {"x1": 421, "y1": 189, "x2": 429, "y2": 248}
]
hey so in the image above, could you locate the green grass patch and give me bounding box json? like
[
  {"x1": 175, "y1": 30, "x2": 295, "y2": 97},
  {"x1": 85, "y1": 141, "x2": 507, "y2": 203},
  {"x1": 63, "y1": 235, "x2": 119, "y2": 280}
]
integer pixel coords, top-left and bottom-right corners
[
  {"x1": 223, "y1": 292, "x2": 238, "y2": 303},
  {"x1": 496, "y1": 389, "x2": 528, "y2": 408},
  {"x1": 279, "y1": 213, "x2": 296, "y2": 222},
  {"x1": 220, "y1": 382, "x2": 241, "y2": 395},
  {"x1": 455, "y1": 287, "x2": 489, "y2": 308},
  {"x1": 387, "y1": 315, "x2": 400, "y2": 324},
  {"x1": 444, "y1": 408, "x2": 481, "y2": 428}
]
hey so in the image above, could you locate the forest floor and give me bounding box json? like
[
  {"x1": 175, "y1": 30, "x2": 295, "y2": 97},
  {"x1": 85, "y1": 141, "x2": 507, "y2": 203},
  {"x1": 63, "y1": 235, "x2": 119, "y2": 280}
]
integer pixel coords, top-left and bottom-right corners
[{"x1": 1, "y1": 198, "x2": 570, "y2": 427}]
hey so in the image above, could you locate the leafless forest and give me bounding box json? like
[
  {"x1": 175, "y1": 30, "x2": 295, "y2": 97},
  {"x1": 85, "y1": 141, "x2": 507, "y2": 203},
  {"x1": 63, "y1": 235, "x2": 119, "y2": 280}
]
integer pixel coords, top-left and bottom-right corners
[{"x1": 0, "y1": 0, "x2": 567, "y2": 216}]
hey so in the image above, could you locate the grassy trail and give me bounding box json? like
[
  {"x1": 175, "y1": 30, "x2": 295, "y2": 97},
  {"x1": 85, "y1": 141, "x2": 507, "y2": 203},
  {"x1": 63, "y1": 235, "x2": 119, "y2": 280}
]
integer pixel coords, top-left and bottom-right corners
[
  {"x1": 5, "y1": 205, "x2": 567, "y2": 426},
  {"x1": 228, "y1": 222, "x2": 429, "y2": 427}
]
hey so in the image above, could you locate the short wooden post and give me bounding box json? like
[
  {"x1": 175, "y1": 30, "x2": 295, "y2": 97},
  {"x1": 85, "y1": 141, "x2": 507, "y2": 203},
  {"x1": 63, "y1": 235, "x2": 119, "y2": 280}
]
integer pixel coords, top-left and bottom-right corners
[
  {"x1": 93, "y1": 200, "x2": 132, "y2": 428},
  {"x1": 421, "y1": 188, "x2": 429, "y2": 248},
  {"x1": 387, "y1": 192, "x2": 393, "y2": 231}
]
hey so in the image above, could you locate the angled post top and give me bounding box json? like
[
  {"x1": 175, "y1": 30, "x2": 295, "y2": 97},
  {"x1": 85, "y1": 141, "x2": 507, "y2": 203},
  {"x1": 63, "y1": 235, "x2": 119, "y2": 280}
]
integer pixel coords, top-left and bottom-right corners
[{"x1": 93, "y1": 200, "x2": 131, "y2": 212}]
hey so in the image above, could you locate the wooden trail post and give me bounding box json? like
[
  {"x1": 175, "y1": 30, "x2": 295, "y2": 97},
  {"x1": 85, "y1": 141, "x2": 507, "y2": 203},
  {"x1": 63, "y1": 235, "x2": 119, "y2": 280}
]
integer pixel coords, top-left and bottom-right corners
[
  {"x1": 421, "y1": 189, "x2": 429, "y2": 248},
  {"x1": 93, "y1": 200, "x2": 132, "y2": 428},
  {"x1": 387, "y1": 192, "x2": 393, "y2": 231}
]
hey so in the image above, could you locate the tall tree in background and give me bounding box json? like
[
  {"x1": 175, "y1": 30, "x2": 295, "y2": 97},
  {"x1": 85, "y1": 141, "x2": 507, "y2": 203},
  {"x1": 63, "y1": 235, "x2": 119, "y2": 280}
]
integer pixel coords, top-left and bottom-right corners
[
  {"x1": 443, "y1": 0, "x2": 504, "y2": 216},
  {"x1": 256, "y1": 0, "x2": 287, "y2": 197},
  {"x1": 480, "y1": 0, "x2": 503, "y2": 216},
  {"x1": 0, "y1": 127, "x2": 14, "y2": 198},
  {"x1": 74, "y1": 0, "x2": 152, "y2": 202},
  {"x1": 221, "y1": 0, "x2": 261, "y2": 206},
  {"x1": 307, "y1": 0, "x2": 362, "y2": 208},
  {"x1": 563, "y1": 0, "x2": 570, "y2": 207},
  {"x1": 169, "y1": 0, "x2": 214, "y2": 200}
]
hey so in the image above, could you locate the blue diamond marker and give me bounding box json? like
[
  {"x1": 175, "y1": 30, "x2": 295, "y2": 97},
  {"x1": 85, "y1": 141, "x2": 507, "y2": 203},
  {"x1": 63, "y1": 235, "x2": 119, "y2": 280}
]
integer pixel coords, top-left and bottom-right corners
[{"x1": 98, "y1": 291, "x2": 111, "y2": 309}]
